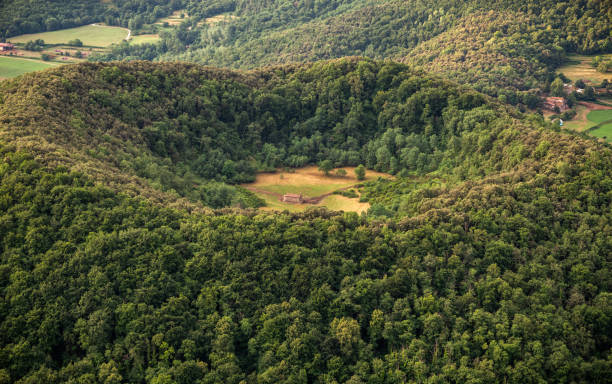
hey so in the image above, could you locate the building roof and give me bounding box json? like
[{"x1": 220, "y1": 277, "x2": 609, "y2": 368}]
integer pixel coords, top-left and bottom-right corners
[
  {"x1": 283, "y1": 193, "x2": 302, "y2": 198},
  {"x1": 0, "y1": 43, "x2": 14, "y2": 47}
]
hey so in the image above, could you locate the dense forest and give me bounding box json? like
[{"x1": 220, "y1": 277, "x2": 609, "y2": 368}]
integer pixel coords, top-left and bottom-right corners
[
  {"x1": 0, "y1": 0, "x2": 181, "y2": 38},
  {"x1": 0, "y1": 59, "x2": 611, "y2": 383},
  {"x1": 91, "y1": 0, "x2": 612, "y2": 105}
]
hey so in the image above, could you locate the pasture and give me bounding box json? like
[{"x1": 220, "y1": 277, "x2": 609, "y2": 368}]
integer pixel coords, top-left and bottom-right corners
[
  {"x1": 557, "y1": 54, "x2": 612, "y2": 84},
  {"x1": 243, "y1": 166, "x2": 390, "y2": 213},
  {"x1": 0, "y1": 56, "x2": 57, "y2": 79},
  {"x1": 586, "y1": 109, "x2": 612, "y2": 142},
  {"x1": 129, "y1": 34, "x2": 160, "y2": 45},
  {"x1": 8, "y1": 24, "x2": 128, "y2": 47}
]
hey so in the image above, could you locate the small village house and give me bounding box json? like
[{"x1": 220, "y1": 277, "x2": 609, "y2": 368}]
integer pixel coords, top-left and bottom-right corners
[
  {"x1": 282, "y1": 193, "x2": 303, "y2": 203},
  {"x1": 542, "y1": 96, "x2": 569, "y2": 112},
  {"x1": 0, "y1": 43, "x2": 15, "y2": 51}
]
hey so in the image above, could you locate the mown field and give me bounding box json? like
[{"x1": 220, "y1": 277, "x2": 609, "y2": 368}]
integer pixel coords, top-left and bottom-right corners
[
  {"x1": 0, "y1": 56, "x2": 57, "y2": 78},
  {"x1": 8, "y1": 24, "x2": 128, "y2": 47},
  {"x1": 243, "y1": 166, "x2": 390, "y2": 213},
  {"x1": 129, "y1": 34, "x2": 160, "y2": 45},
  {"x1": 586, "y1": 109, "x2": 612, "y2": 141},
  {"x1": 557, "y1": 54, "x2": 612, "y2": 84}
]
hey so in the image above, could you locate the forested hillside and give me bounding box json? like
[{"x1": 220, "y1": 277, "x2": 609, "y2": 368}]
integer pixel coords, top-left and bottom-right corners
[
  {"x1": 93, "y1": 0, "x2": 612, "y2": 105},
  {"x1": 0, "y1": 58, "x2": 517, "y2": 208},
  {"x1": 0, "y1": 0, "x2": 181, "y2": 38},
  {"x1": 0, "y1": 59, "x2": 611, "y2": 383}
]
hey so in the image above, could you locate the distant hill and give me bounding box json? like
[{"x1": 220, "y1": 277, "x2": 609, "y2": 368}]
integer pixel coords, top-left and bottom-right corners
[{"x1": 92, "y1": 0, "x2": 611, "y2": 105}]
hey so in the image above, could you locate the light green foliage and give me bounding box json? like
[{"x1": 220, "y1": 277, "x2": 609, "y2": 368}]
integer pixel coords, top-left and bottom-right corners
[
  {"x1": 355, "y1": 164, "x2": 366, "y2": 180},
  {"x1": 319, "y1": 160, "x2": 334, "y2": 176},
  {"x1": 550, "y1": 78, "x2": 565, "y2": 97}
]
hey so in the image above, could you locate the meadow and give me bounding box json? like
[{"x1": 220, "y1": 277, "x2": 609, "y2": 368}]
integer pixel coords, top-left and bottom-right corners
[
  {"x1": 585, "y1": 109, "x2": 612, "y2": 142},
  {"x1": 8, "y1": 24, "x2": 128, "y2": 47},
  {"x1": 0, "y1": 56, "x2": 57, "y2": 78},
  {"x1": 129, "y1": 34, "x2": 161, "y2": 45},
  {"x1": 557, "y1": 54, "x2": 612, "y2": 84},
  {"x1": 243, "y1": 166, "x2": 391, "y2": 213}
]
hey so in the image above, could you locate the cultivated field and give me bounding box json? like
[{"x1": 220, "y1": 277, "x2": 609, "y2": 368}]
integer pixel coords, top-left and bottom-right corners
[
  {"x1": 243, "y1": 166, "x2": 391, "y2": 213},
  {"x1": 129, "y1": 34, "x2": 160, "y2": 45},
  {"x1": 557, "y1": 54, "x2": 612, "y2": 84},
  {"x1": 586, "y1": 109, "x2": 612, "y2": 142},
  {"x1": 0, "y1": 56, "x2": 57, "y2": 79},
  {"x1": 8, "y1": 25, "x2": 129, "y2": 47}
]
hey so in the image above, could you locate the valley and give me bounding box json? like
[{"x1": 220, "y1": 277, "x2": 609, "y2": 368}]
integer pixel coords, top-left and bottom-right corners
[{"x1": 0, "y1": 1, "x2": 610, "y2": 383}]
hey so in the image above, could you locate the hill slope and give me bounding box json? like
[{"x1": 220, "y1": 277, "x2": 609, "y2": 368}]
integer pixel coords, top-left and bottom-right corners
[
  {"x1": 0, "y1": 59, "x2": 611, "y2": 383},
  {"x1": 93, "y1": 0, "x2": 612, "y2": 105}
]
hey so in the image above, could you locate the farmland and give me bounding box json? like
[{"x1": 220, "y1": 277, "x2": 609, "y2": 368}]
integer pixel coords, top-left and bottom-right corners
[
  {"x1": 129, "y1": 34, "x2": 161, "y2": 45},
  {"x1": 7, "y1": 24, "x2": 128, "y2": 47},
  {"x1": 585, "y1": 109, "x2": 612, "y2": 142},
  {"x1": 0, "y1": 56, "x2": 57, "y2": 79},
  {"x1": 557, "y1": 54, "x2": 612, "y2": 84}
]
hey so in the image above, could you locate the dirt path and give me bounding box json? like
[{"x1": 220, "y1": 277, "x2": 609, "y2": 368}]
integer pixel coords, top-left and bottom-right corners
[{"x1": 578, "y1": 101, "x2": 612, "y2": 110}]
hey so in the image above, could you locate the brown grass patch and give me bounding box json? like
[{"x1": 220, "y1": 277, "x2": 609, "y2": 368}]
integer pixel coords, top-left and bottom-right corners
[{"x1": 243, "y1": 166, "x2": 391, "y2": 212}]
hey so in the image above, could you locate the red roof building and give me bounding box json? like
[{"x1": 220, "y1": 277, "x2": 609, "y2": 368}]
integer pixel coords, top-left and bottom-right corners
[
  {"x1": 0, "y1": 43, "x2": 15, "y2": 51},
  {"x1": 542, "y1": 97, "x2": 569, "y2": 112}
]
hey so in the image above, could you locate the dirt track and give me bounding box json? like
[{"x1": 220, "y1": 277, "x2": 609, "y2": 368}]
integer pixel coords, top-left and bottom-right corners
[{"x1": 578, "y1": 101, "x2": 612, "y2": 110}]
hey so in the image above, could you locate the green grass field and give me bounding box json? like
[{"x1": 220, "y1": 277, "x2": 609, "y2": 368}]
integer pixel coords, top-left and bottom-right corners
[
  {"x1": 557, "y1": 54, "x2": 612, "y2": 84},
  {"x1": 129, "y1": 34, "x2": 160, "y2": 45},
  {"x1": 585, "y1": 110, "x2": 612, "y2": 142},
  {"x1": 590, "y1": 123, "x2": 612, "y2": 141},
  {"x1": 8, "y1": 25, "x2": 128, "y2": 47},
  {"x1": 586, "y1": 109, "x2": 612, "y2": 123},
  {"x1": 0, "y1": 56, "x2": 57, "y2": 79}
]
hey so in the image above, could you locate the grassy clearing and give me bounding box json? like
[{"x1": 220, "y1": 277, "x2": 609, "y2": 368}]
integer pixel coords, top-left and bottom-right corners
[
  {"x1": 587, "y1": 109, "x2": 612, "y2": 124},
  {"x1": 586, "y1": 110, "x2": 612, "y2": 142},
  {"x1": 564, "y1": 106, "x2": 612, "y2": 134},
  {"x1": 590, "y1": 123, "x2": 612, "y2": 142},
  {"x1": 129, "y1": 34, "x2": 160, "y2": 45},
  {"x1": 157, "y1": 10, "x2": 188, "y2": 25},
  {"x1": 0, "y1": 56, "x2": 57, "y2": 79},
  {"x1": 8, "y1": 25, "x2": 128, "y2": 47},
  {"x1": 563, "y1": 105, "x2": 595, "y2": 132},
  {"x1": 557, "y1": 54, "x2": 612, "y2": 84},
  {"x1": 243, "y1": 166, "x2": 391, "y2": 212},
  {"x1": 203, "y1": 14, "x2": 238, "y2": 25}
]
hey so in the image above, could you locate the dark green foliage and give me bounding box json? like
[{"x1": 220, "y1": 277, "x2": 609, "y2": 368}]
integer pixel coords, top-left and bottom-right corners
[
  {"x1": 0, "y1": 59, "x2": 611, "y2": 383},
  {"x1": 0, "y1": 135, "x2": 610, "y2": 382},
  {"x1": 67, "y1": 39, "x2": 83, "y2": 47},
  {"x1": 24, "y1": 39, "x2": 44, "y2": 51},
  {"x1": 0, "y1": 58, "x2": 525, "y2": 208}
]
